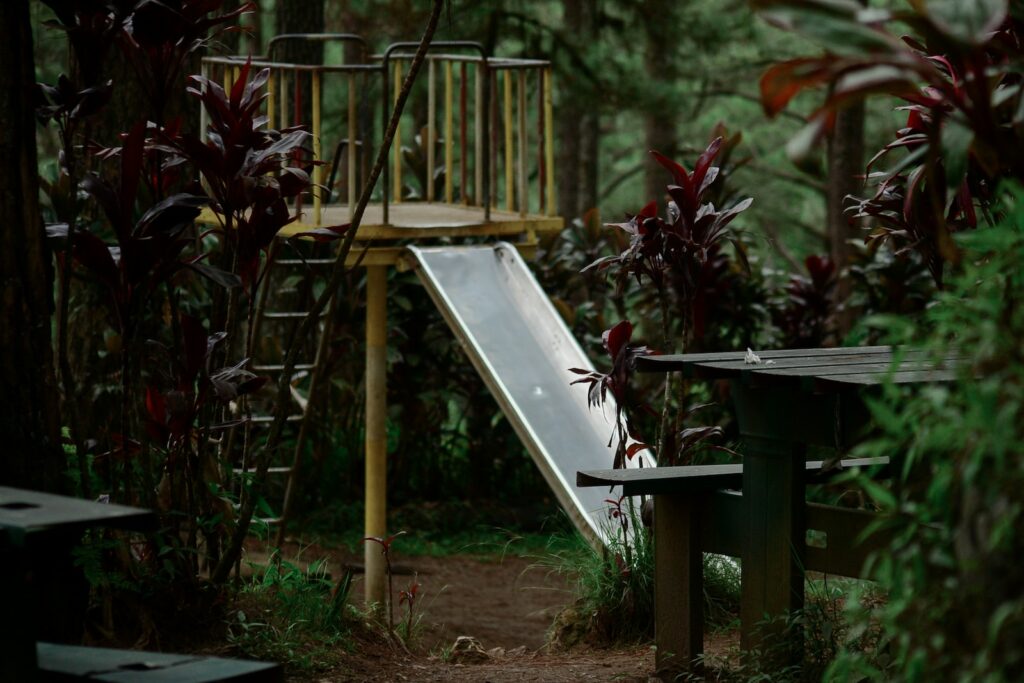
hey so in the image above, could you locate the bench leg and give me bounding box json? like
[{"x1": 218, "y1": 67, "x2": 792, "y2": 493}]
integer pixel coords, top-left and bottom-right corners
[
  {"x1": 654, "y1": 493, "x2": 703, "y2": 678},
  {"x1": 0, "y1": 540, "x2": 38, "y2": 681}
]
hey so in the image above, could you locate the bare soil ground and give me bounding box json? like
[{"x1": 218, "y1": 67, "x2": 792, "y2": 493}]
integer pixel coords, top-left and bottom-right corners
[{"x1": 246, "y1": 540, "x2": 738, "y2": 682}]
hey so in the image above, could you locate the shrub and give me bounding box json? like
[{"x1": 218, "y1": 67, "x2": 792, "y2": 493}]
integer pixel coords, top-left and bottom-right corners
[{"x1": 829, "y1": 186, "x2": 1024, "y2": 681}]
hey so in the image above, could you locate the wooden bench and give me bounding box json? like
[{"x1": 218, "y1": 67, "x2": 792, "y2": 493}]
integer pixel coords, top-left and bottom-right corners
[
  {"x1": 36, "y1": 643, "x2": 281, "y2": 682},
  {"x1": 577, "y1": 457, "x2": 890, "y2": 676}
]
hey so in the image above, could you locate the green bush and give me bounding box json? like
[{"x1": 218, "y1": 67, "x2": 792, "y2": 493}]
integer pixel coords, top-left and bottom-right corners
[
  {"x1": 828, "y1": 187, "x2": 1024, "y2": 681},
  {"x1": 545, "y1": 504, "x2": 740, "y2": 647}
]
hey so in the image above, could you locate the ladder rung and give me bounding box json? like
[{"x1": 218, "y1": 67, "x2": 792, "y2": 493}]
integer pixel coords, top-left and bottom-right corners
[
  {"x1": 275, "y1": 259, "x2": 334, "y2": 266},
  {"x1": 256, "y1": 517, "x2": 283, "y2": 525},
  {"x1": 230, "y1": 505, "x2": 283, "y2": 526},
  {"x1": 232, "y1": 466, "x2": 293, "y2": 475},
  {"x1": 252, "y1": 363, "x2": 315, "y2": 372},
  {"x1": 250, "y1": 414, "x2": 304, "y2": 423},
  {"x1": 262, "y1": 311, "x2": 328, "y2": 319}
]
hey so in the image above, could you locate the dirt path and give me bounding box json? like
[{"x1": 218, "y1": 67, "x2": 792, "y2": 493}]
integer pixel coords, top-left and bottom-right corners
[{"x1": 248, "y1": 542, "x2": 736, "y2": 682}]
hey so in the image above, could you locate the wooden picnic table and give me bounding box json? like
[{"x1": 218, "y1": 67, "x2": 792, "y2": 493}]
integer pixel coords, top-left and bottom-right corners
[
  {"x1": 578, "y1": 345, "x2": 958, "y2": 675},
  {"x1": 0, "y1": 487, "x2": 282, "y2": 682}
]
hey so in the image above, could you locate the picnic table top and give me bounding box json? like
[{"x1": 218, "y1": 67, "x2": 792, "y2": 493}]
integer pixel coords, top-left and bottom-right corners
[
  {"x1": 634, "y1": 345, "x2": 961, "y2": 391},
  {"x1": 0, "y1": 487, "x2": 156, "y2": 541}
]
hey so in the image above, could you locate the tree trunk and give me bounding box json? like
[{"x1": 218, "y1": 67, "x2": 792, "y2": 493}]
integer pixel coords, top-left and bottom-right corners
[
  {"x1": 221, "y1": 0, "x2": 243, "y2": 54},
  {"x1": 641, "y1": 0, "x2": 679, "y2": 203},
  {"x1": 0, "y1": 0, "x2": 65, "y2": 491},
  {"x1": 555, "y1": 0, "x2": 599, "y2": 219},
  {"x1": 826, "y1": 101, "x2": 865, "y2": 337}
]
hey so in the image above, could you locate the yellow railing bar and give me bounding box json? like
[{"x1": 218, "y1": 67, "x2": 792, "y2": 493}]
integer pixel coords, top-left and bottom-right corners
[
  {"x1": 279, "y1": 69, "x2": 288, "y2": 135},
  {"x1": 504, "y1": 70, "x2": 514, "y2": 212},
  {"x1": 312, "y1": 70, "x2": 322, "y2": 226},
  {"x1": 348, "y1": 73, "x2": 357, "y2": 220},
  {"x1": 474, "y1": 64, "x2": 483, "y2": 208},
  {"x1": 517, "y1": 69, "x2": 527, "y2": 217},
  {"x1": 393, "y1": 61, "x2": 403, "y2": 204},
  {"x1": 267, "y1": 70, "x2": 276, "y2": 129},
  {"x1": 427, "y1": 59, "x2": 436, "y2": 203},
  {"x1": 544, "y1": 67, "x2": 555, "y2": 217},
  {"x1": 445, "y1": 60, "x2": 454, "y2": 205},
  {"x1": 200, "y1": 61, "x2": 210, "y2": 138}
]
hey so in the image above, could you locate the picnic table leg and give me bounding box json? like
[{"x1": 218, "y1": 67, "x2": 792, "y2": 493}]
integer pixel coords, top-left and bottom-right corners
[
  {"x1": 654, "y1": 493, "x2": 703, "y2": 677},
  {"x1": 739, "y1": 435, "x2": 806, "y2": 665}
]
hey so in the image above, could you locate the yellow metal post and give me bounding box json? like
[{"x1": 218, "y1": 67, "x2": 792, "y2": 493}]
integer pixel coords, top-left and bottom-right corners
[
  {"x1": 504, "y1": 70, "x2": 514, "y2": 212},
  {"x1": 393, "y1": 61, "x2": 403, "y2": 204},
  {"x1": 364, "y1": 266, "x2": 388, "y2": 606},
  {"x1": 445, "y1": 60, "x2": 454, "y2": 204},
  {"x1": 544, "y1": 68, "x2": 556, "y2": 217},
  {"x1": 312, "y1": 70, "x2": 322, "y2": 226}
]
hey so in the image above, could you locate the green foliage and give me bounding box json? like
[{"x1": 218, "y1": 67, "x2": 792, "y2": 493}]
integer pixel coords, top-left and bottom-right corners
[
  {"x1": 544, "y1": 505, "x2": 740, "y2": 647},
  {"x1": 827, "y1": 186, "x2": 1024, "y2": 682},
  {"x1": 689, "y1": 577, "x2": 886, "y2": 682},
  {"x1": 228, "y1": 554, "x2": 352, "y2": 671}
]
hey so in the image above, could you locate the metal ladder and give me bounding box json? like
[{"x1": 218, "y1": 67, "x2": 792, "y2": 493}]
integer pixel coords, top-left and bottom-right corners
[{"x1": 231, "y1": 239, "x2": 338, "y2": 541}]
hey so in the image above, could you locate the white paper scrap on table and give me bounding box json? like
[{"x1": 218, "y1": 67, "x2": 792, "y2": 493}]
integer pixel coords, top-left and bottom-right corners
[{"x1": 744, "y1": 348, "x2": 775, "y2": 366}]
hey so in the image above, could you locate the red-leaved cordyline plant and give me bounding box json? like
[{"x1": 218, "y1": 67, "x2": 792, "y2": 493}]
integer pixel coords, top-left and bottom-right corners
[
  {"x1": 398, "y1": 577, "x2": 421, "y2": 642},
  {"x1": 37, "y1": 2, "x2": 252, "y2": 503},
  {"x1": 363, "y1": 531, "x2": 407, "y2": 634},
  {"x1": 570, "y1": 320, "x2": 655, "y2": 470},
  {"x1": 755, "y1": 0, "x2": 1024, "y2": 288},
  {"x1": 143, "y1": 313, "x2": 266, "y2": 572},
  {"x1": 582, "y1": 139, "x2": 752, "y2": 463},
  {"x1": 772, "y1": 255, "x2": 837, "y2": 349},
  {"x1": 605, "y1": 495, "x2": 636, "y2": 568},
  {"x1": 35, "y1": 0, "x2": 321, "y2": 584}
]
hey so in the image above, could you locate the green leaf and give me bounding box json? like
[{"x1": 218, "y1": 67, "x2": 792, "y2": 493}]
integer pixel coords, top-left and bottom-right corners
[
  {"x1": 940, "y1": 116, "x2": 973, "y2": 194},
  {"x1": 757, "y1": 3, "x2": 900, "y2": 55},
  {"x1": 785, "y1": 112, "x2": 829, "y2": 170},
  {"x1": 914, "y1": 0, "x2": 1008, "y2": 45}
]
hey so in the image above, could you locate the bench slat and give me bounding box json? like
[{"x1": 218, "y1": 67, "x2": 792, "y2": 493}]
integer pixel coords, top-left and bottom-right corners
[{"x1": 577, "y1": 457, "x2": 889, "y2": 497}]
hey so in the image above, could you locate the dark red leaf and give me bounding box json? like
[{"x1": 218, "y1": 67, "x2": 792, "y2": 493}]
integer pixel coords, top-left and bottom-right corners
[{"x1": 602, "y1": 320, "x2": 633, "y2": 360}]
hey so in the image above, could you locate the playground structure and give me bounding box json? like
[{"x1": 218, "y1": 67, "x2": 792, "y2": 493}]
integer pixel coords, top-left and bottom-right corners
[{"x1": 199, "y1": 35, "x2": 652, "y2": 605}]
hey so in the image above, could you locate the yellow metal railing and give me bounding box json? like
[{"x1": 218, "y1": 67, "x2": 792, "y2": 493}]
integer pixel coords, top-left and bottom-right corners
[{"x1": 201, "y1": 38, "x2": 556, "y2": 227}]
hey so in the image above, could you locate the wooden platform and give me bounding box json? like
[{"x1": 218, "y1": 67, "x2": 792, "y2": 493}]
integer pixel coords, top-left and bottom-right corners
[{"x1": 199, "y1": 202, "x2": 563, "y2": 241}]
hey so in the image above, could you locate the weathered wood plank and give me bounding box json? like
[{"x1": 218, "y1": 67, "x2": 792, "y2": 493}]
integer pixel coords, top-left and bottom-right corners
[
  {"x1": 654, "y1": 494, "x2": 703, "y2": 678},
  {"x1": 36, "y1": 642, "x2": 282, "y2": 682},
  {"x1": 757, "y1": 359, "x2": 961, "y2": 377},
  {"x1": 577, "y1": 464, "x2": 743, "y2": 496},
  {"x1": 0, "y1": 487, "x2": 156, "y2": 538},
  {"x1": 740, "y1": 443, "x2": 805, "y2": 662},
  {"x1": 635, "y1": 346, "x2": 894, "y2": 371},
  {"x1": 576, "y1": 458, "x2": 889, "y2": 497},
  {"x1": 804, "y1": 503, "x2": 891, "y2": 578},
  {"x1": 815, "y1": 369, "x2": 959, "y2": 388}
]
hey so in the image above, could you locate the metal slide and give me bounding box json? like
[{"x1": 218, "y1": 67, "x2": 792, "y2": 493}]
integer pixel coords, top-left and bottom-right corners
[{"x1": 407, "y1": 243, "x2": 655, "y2": 546}]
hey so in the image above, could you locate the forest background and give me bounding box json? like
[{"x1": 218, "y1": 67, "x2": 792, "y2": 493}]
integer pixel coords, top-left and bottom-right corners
[{"x1": 17, "y1": 0, "x2": 914, "y2": 527}]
